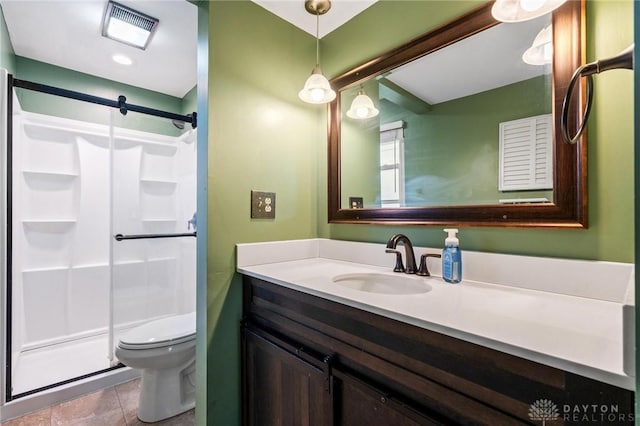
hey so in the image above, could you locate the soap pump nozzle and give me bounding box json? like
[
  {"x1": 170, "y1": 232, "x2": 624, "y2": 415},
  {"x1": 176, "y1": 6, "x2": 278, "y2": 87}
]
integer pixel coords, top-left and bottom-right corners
[{"x1": 444, "y1": 228, "x2": 459, "y2": 247}]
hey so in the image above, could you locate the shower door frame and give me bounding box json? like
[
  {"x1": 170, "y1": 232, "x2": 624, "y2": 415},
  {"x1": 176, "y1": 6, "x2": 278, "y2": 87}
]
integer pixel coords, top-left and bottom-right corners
[{"x1": 4, "y1": 75, "x2": 197, "y2": 401}]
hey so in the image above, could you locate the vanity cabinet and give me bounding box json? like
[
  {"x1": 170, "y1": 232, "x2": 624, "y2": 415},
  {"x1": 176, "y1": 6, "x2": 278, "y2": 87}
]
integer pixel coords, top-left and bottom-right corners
[{"x1": 241, "y1": 276, "x2": 634, "y2": 425}]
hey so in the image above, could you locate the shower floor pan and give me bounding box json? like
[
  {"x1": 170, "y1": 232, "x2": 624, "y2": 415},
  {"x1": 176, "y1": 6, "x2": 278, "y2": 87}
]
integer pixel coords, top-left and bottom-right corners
[{"x1": 12, "y1": 334, "x2": 116, "y2": 396}]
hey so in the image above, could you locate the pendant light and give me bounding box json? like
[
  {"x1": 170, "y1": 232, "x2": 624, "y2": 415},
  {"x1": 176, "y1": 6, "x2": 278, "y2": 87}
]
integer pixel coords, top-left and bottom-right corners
[
  {"x1": 346, "y1": 87, "x2": 379, "y2": 119},
  {"x1": 522, "y1": 24, "x2": 552, "y2": 65},
  {"x1": 491, "y1": 0, "x2": 566, "y2": 23},
  {"x1": 298, "y1": 0, "x2": 336, "y2": 104}
]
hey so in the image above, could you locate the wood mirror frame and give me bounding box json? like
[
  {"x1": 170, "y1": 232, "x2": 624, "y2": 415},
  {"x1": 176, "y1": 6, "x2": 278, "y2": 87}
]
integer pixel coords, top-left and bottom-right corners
[{"x1": 327, "y1": 1, "x2": 586, "y2": 227}]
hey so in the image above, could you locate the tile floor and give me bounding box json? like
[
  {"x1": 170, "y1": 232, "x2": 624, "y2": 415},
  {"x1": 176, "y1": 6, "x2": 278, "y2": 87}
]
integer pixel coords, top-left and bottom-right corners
[{"x1": 1, "y1": 378, "x2": 195, "y2": 426}]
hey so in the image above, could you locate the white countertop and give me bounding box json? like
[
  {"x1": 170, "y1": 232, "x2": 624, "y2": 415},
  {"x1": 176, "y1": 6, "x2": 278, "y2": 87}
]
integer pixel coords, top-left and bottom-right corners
[{"x1": 237, "y1": 239, "x2": 635, "y2": 390}]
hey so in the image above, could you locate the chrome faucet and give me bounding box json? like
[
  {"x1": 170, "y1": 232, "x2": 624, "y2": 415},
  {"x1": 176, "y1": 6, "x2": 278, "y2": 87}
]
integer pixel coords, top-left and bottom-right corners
[{"x1": 385, "y1": 234, "x2": 417, "y2": 274}]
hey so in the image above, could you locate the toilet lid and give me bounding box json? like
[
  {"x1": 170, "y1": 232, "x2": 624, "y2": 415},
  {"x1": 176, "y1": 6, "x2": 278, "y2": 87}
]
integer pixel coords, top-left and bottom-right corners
[{"x1": 119, "y1": 312, "x2": 196, "y2": 349}]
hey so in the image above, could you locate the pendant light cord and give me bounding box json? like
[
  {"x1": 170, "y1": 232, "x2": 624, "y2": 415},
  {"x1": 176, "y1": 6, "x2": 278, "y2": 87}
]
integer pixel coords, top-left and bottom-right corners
[{"x1": 315, "y1": 12, "x2": 320, "y2": 66}]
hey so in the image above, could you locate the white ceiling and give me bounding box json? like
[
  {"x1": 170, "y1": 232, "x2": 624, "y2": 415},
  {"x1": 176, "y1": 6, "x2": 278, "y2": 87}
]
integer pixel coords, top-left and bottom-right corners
[
  {"x1": 0, "y1": 0, "x2": 374, "y2": 99},
  {"x1": 1, "y1": 0, "x2": 198, "y2": 98},
  {"x1": 252, "y1": 0, "x2": 377, "y2": 38},
  {"x1": 387, "y1": 14, "x2": 551, "y2": 105}
]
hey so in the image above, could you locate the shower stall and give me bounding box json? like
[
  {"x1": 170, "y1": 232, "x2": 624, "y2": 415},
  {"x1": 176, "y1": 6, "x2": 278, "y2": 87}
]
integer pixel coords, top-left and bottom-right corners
[{"x1": 1, "y1": 69, "x2": 197, "y2": 403}]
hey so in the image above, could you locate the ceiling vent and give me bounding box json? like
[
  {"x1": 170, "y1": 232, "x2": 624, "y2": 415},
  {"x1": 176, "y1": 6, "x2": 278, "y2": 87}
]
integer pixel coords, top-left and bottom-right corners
[{"x1": 102, "y1": 1, "x2": 159, "y2": 50}]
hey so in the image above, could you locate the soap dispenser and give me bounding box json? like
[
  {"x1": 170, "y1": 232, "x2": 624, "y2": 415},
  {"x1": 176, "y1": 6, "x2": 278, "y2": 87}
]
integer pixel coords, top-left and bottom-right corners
[{"x1": 442, "y1": 228, "x2": 462, "y2": 283}]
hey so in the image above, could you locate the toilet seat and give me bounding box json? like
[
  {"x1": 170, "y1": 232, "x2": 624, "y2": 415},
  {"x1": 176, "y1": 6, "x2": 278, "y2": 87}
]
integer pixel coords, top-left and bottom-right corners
[{"x1": 118, "y1": 312, "x2": 196, "y2": 350}]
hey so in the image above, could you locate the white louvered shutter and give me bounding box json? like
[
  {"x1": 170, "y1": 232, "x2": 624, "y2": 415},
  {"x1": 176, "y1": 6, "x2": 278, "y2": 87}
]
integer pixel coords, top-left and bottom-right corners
[{"x1": 499, "y1": 114, "x2": 552, "y2": 191}]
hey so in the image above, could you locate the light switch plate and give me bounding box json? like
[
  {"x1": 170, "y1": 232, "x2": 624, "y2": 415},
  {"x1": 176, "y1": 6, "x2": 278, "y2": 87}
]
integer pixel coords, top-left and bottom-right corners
[{"x1": 251, "y1": 190, "x2": 276, "y2": 219}]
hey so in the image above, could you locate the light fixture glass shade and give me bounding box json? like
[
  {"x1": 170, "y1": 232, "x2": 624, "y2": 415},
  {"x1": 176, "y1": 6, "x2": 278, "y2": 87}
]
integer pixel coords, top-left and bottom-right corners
[
  {"x1": 298, "y1": 66, "x2": 336, "y2": 104},
  {"x1": 491, "y1": 0, "x2": 566, "y2": 22},
  {"x1": 523, "y1": 25, "x2": 553, "y2": 65},
  {"x1": 346, "y1": 90, "x2": 379, "y2": 119}
]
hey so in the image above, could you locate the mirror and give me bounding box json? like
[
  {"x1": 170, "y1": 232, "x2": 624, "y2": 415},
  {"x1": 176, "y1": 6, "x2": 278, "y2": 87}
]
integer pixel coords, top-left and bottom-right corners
[{"x1": 328, "y1": 1, "x2": 586, "y2": 227}]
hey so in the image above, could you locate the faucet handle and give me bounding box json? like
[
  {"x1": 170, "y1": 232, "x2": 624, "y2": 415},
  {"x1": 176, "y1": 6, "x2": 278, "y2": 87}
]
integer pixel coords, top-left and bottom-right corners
[
  {"x1": 417, "y1": 253, "x2": 441, "y2": 277},
  {"x1": 385, "y1": 249, "x2": 405, "y2": 273}
]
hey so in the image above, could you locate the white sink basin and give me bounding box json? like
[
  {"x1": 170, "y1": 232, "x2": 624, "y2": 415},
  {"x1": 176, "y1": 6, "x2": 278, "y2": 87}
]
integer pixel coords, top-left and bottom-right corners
[{"x1": 332, "y1": 273, "x2": 432, "y2": 295}]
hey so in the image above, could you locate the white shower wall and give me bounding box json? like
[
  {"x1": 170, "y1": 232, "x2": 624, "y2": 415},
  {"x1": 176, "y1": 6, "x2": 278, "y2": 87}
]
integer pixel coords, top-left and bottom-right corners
[
  {"x1": 11, "y1": 105, "x2": 196, "y2": 382},
  {"x1": 110, "y1": 127, "x2": 197, "y2": 336}
]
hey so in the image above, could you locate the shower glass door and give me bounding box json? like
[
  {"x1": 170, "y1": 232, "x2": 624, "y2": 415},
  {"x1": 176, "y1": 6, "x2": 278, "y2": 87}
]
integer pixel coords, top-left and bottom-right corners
[
  {"x1": 7, "y1": 81, "x2": 196, "y2": 399},
  {"x1": 110, "y1": 111, "x2": 196, "y2": 360},
  {"x1": 9, "y1": 87, "x2": 114, "y2": 397}
]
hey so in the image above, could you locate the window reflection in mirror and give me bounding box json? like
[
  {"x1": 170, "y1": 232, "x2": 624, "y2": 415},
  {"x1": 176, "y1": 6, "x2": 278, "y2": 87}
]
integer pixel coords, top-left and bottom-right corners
[{"x1": 339, "y1": 14, "x2": 554, "y2": 209}]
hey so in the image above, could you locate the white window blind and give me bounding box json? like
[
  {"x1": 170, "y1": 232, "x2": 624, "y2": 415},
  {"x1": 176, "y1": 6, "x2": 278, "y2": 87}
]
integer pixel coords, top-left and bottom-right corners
[{"x1": 498, "y1": 114, "x2": 552, "y2": 191}]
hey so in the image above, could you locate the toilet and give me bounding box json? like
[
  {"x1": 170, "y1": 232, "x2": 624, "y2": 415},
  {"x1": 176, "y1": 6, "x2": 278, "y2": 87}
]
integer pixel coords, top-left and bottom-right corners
[{"x1": 115, "y1": 312, "x2": 196, "y2": 423}]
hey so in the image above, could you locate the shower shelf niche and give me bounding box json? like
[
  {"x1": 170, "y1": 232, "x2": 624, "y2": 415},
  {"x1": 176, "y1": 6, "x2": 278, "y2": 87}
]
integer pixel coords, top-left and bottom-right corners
[
  {"x1": 22, "y1": 170, "x2": 79, "y2": 179},
  {"x1": 114, "y1": 136, "x2": 178, "y2": 154},
  {"x1": 21, "y1": 264, "x2": 110, "y2": 275},
  {"x1": 140, "y1": 179, "x2": 178, "y2": 195},
  {"x1": 71, "y1": 262, "x2": 110, "y2": 270},
  {"x1": 22, "y1": 220, "x2": 77, "y2": 233},
  {"x1": 140, "y1": 178, "x2": 177, "y2": 185},
  {"x1": 22, "y1": 265, "x2": 70, "y2": 274},
  {"x1": 23, "y1": 122, "x2": 108, "y2": 146},
  {"x1": 21, "y1": 169, "x2": 80, "y2": 218}
]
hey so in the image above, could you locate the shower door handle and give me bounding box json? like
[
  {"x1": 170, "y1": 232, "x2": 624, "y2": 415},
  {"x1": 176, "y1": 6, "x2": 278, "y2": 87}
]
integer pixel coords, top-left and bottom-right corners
[{"x1": 114, "y1": 232, "x2": 197, "y2": 241}]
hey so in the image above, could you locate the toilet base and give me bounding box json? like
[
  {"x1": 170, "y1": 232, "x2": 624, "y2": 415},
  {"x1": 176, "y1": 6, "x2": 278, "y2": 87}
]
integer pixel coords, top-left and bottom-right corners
[{"x1": 137, "y1": 361, "x2": 196, "y2": 423}]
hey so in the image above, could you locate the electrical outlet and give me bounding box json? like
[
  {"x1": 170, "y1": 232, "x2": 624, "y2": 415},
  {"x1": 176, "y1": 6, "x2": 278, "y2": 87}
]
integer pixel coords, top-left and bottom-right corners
[{"x1": 251, "y1": 191, "x2": 276, "y2": 219}]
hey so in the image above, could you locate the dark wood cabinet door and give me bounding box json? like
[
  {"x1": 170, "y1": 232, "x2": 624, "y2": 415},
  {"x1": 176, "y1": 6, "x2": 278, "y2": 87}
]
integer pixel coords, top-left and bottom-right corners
[
  {"x1": 243, "y1": 328, "x2": 332, "y2": 426},
  {"x1": 335, "y1": 371, "x2": 443, "y2": 426}
]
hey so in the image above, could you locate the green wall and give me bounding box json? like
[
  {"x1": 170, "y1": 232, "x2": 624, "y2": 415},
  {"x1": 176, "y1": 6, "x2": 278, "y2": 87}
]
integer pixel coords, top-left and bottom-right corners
[
  {"x1": 202, "y1": 2, "x2": 633, "y2": 423},
  {"x1": 13, "y1": 57, "x2": 184, "y2": 135},
  {"x1": 634, "y1": 0, "x2": 639, "y2": 414},
  {"x1": 320, "y1": 0, "x2": 634, "y2": 263},
  {"x1": 398, "y1": 76, "x2": 552, "y2": 206},
  {"x1": 340, "y1": 80, "x2": 381, "y2": 208},
  {"x1": 342, "y1": 75, "x2": 552, "y2": 208},
  {"x1": 0, "y1": 4, "x2": 15, "y2": 74},
  {"x1": 205, "y1": 1, "x2": 320, "y2": 424},
  {"x1": 182, "y1": 85, "x2": 197, "y2": 117}
]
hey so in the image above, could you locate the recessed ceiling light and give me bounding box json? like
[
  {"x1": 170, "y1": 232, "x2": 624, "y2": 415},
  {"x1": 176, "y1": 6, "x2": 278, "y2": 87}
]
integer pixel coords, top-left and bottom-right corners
[
  {"x1": 102, "y1": 1, "x2": 159, "y2": 50},
  {"x1": 112, "y1": 54, "x2": 133, "y2": 66}
]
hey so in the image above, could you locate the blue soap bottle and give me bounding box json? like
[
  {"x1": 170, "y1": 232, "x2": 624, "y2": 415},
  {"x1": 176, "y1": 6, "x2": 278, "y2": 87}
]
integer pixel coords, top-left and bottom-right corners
[{"x1": 442, "y1": 228, "x2": 462, "y2": 283}]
